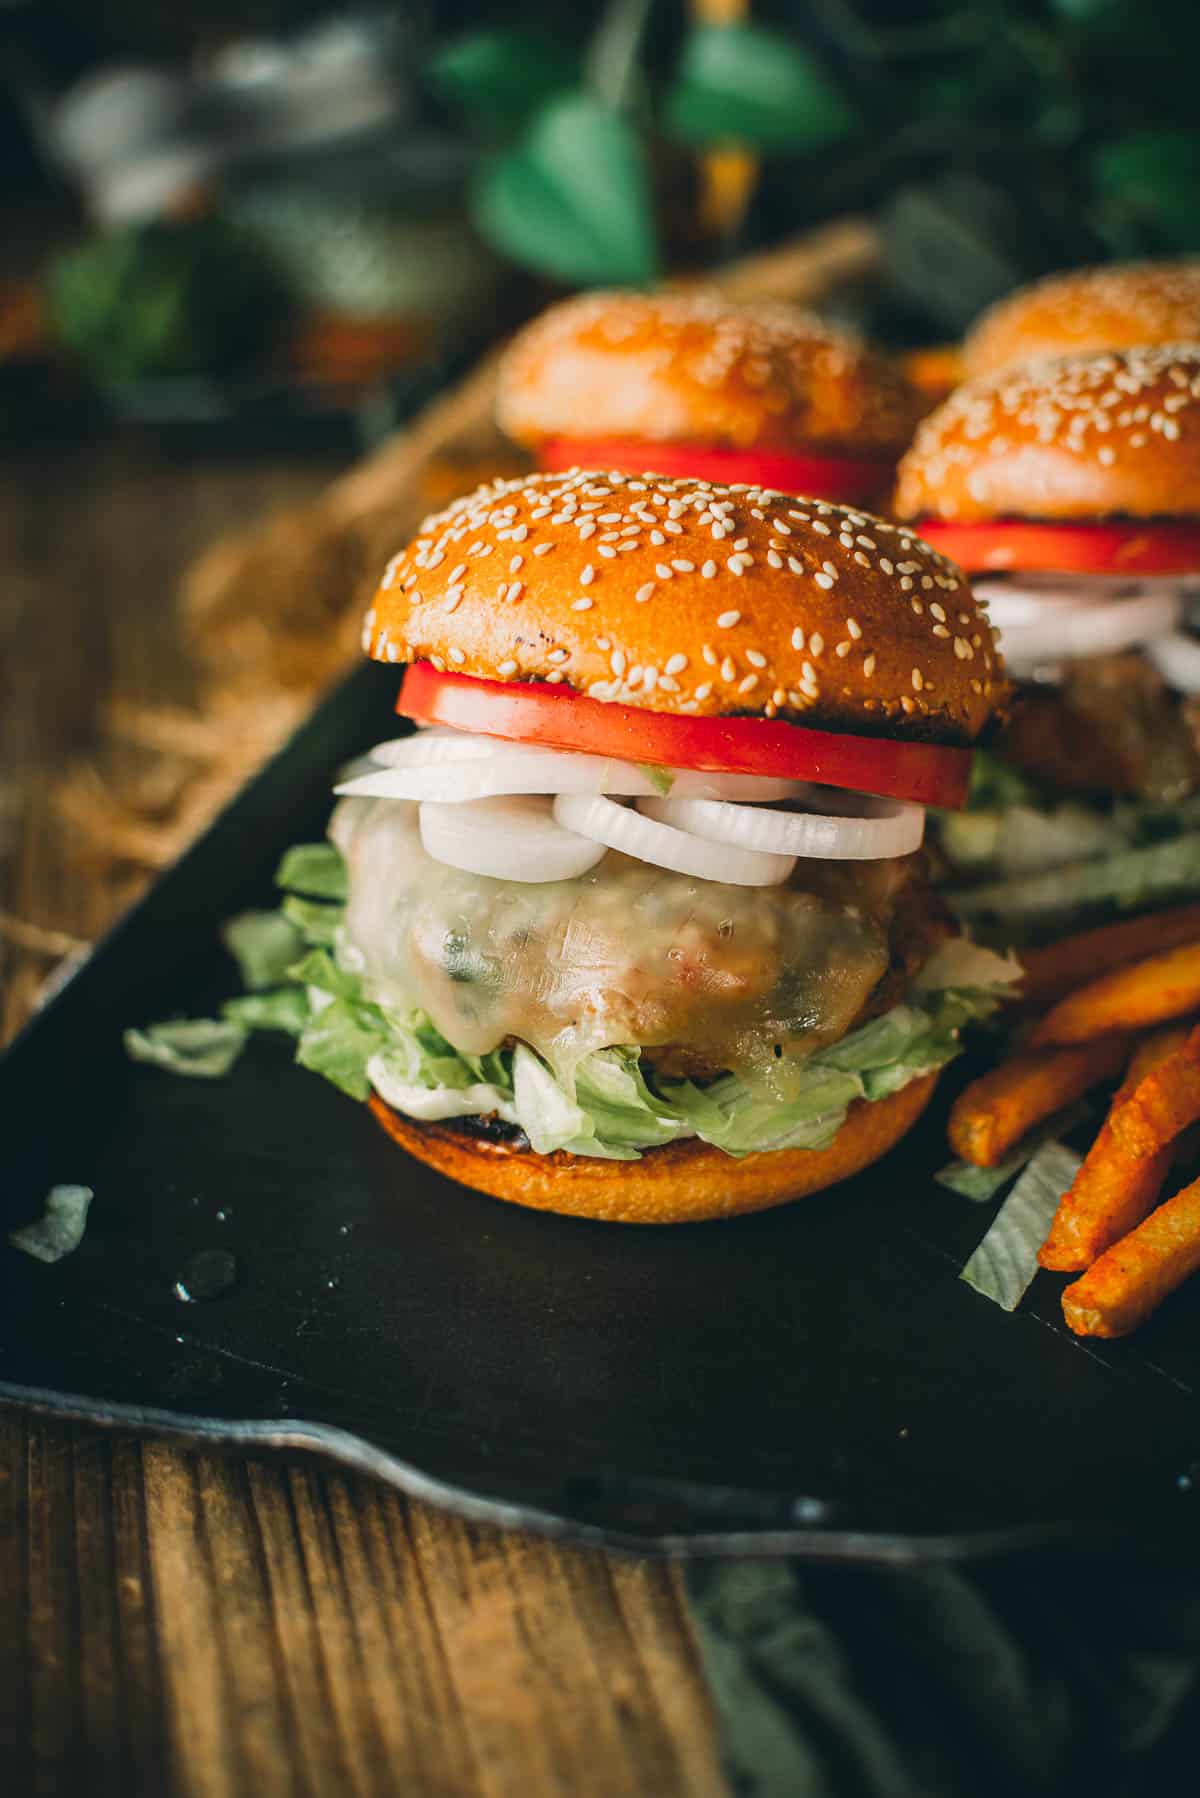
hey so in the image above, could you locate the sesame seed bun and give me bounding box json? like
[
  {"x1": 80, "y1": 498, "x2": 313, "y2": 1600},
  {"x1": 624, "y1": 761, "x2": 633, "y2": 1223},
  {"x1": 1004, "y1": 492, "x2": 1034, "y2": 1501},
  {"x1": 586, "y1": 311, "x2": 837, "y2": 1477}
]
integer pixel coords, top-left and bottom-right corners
[
  {"x1": 368, "y1": 1072, "x2": 938, "y2": 1224},
  {"x1": 497, "y1": 290, "x2": 922, "y2": 462},
  {"x1": 893, "y1": 346, "x2": 1200, "y2": 525},
  {"x1": 964, "y1": 261, "x2": 1200, "y2": 378},
  {"x1": 365, "y1": 470, "x2": 1002, "y2": 745}
]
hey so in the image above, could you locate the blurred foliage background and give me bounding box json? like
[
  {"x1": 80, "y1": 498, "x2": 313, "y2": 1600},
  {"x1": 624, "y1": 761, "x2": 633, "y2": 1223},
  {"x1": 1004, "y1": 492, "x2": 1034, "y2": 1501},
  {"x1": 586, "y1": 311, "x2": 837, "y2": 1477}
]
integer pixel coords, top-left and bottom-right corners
[{"x1": 0, "y1": 0, "x2": 1196, "y2": 417}]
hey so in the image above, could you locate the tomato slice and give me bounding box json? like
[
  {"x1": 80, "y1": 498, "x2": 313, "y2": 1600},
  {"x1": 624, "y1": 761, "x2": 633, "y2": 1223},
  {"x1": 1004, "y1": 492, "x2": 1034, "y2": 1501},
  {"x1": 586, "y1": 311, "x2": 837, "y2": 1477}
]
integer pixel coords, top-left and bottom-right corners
[
  {"x1": 397, "y1": 664, "x2": 972, "y2": 809},
  {"x1": 539, "y1": 437, "x2": 892, "y2": 504},
  {"x1": 916, "y1": 519, "x2": 1200, "y2": 576}
]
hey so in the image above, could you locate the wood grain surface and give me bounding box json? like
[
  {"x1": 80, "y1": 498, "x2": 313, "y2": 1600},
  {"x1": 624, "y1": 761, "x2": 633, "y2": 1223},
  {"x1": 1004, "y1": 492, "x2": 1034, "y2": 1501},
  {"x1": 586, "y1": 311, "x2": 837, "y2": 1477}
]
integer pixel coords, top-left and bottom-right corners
[{"x1": 0, "y1": 439, "x2": 723, "y2": 1798}]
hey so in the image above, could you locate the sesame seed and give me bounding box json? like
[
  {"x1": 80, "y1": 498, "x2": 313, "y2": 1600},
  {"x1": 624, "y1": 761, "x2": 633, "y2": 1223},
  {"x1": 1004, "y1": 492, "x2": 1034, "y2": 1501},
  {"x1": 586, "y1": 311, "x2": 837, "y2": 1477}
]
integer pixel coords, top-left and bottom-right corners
[
  {"x1": 809, "y1": 633, "x2": 825, "y2": 656},
  {"x1": 695, "y1": 682, "x2": 713, "y2": 701},
  {"x1": 449, "y1": 647, "x2": 465, "y2": 664},
  {"x1": 835, "y1": 641, "x2": 851, "y2": 658},
  {"x1": 507, "y1": 582, "x2": 523, "y2": 602},
  {"x1": 511, "y1": 524, "x2": 528, "y2": 542},
  {"x1": 598, "y1": 545, "x2": 617, "y2": 559},
  {"x1": 444, "y1": 588, "x2": 464, "y2": 612},
  {"x1": 702, "y1": 559, "x2": 718, "y2": 578},
  {"x1": 650, "y1": 530, "x2": 666, "y2": 545},
  {"x1": 846, "y1": 617, "x2": 862, "y2": 639},
  {"x1": 548, "y1": 648, "x2": 568, "y2": 663},
  {"x1": 665, "y1": 653, "x2": 688, "y2": 675},
  {"x1": 746, "y1": 649, "x2": 767, "y2": 668},
  {"x1": 788, "y1": 556, "x2": 806, "y2": 576},
  {"x1": 643, "y1": 667, "x2": 659, "y2": 692},
  {"x1": 814, "y1": 573, "x2": 834, "y2": 590},
  {"x1": 728, "y1": 554, "x2": 751, "y2": 574},
  {"x1": 721, "y1": 657, "x2": 737, "y2": 683},
  {"x1": 930, "y1": 603, "x2": 946, "y2": 623},
  {"x1": 572, "y1": 596, "x2": 593, "y2": 611},
  {"x1": 673, "y1": 559, "x2": 695, "y2": 573},
  {"x1": 912, "y1": 668, "x2": 924, "y2": 691},
  {"x1": 910, "y1": 597, "x2": 924, "y2": 615},
  {"x1": 578, "y1": 521, "x2": 596, "y2": 540},
  {"x1": 533, "y1": 541, "x2": 554, "y2": 556},
  {"x1": 702, "y1": 643, "x2": 718, "y2": 666},
  {"x1": 717, "y1": 610, "x2": 741, "y2": 629},
  {"x1": 655, "y1": 564, "x2": 673, "y2": 580},
  {"x1": 932, "y1": 623, "x2": 950, "y2": 638},
  {"x1": 580, "y1": 565, "x2": 595, "y2": 585},
  {"x1": 801, "y1": 661, "x2": 816, "y2": 683},
  {"x1": 611, "y1": 649, "x2": 626, "y2": 677},
  {"x1": 792, "y1": 628, "x2": 806, "y2": 651},
  {"x1": 596, "y1": 636, "x2": 611, "y2": 650},
  {"x1": 447, "y1": 566, "x2": 466, "y2": 586},
  {"x1": 509, "y1": 555, "x2": 523, "y2": 574},
  {"x1": 853, "y1": 552, "x2": 870, "y2": 568},
  {"x1": 767, "y1": 550, "x2": 783, "y2": 568},
  {"x1": 863, "y1": 655, "x2": 876, "y2": 677},
  {"x1": 738, "y1": 674, "x2": 759, "y2": 695}
]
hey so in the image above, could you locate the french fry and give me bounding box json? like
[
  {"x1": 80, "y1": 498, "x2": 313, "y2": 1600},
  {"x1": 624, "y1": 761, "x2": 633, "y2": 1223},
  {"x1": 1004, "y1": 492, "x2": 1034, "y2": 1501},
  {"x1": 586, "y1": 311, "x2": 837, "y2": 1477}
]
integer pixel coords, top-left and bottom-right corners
[
  {"x1": 1038, "y1": 1027, "x2": 1190, "y2": 1271},
  {"x1": 1062, "y1": 1172, "x2": 1200, "y2": 1338},
  {"x1": 1017, "y1": 905, "x2": 1200, "y2": 1008},
  {"x1": 1031, "y1": 942, "x2": 1200, "y2": 1047},
  {"x1": 947, "y1": 1035, "x2": 1129, "y2": 1168},
  {"x1": 1108, "y1": 1023, "x2": 1200, "y2": 1159}
]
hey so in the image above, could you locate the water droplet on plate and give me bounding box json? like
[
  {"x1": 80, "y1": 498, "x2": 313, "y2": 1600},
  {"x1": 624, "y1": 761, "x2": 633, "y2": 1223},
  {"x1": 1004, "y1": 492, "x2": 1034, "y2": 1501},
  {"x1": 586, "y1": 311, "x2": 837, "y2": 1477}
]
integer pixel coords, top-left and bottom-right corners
[{"x1": 173, "y1": 1249, "x2": 237, "y2": 1303}]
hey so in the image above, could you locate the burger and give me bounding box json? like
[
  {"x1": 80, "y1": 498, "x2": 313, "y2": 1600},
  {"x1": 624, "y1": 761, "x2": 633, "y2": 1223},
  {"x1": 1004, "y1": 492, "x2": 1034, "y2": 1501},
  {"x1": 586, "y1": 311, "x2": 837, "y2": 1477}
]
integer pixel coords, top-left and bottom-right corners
[
  {"x1": 963, "y1": 260, "x2": 1200, "y2": 379},
  {"x1": 262, "y1": 469, "x2": 1014, "y2": 1224},
  {"x1": 894, "y1": 345, "x2": 1200, "y2": 937},
  {"x1": 496, "y1": 291, "x2": 922, "y2": 509}
]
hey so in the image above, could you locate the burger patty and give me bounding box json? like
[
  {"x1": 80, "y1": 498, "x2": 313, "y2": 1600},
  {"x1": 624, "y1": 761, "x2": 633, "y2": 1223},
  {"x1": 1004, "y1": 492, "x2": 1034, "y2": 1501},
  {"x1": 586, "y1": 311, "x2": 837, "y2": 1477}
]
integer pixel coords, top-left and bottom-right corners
[
  {"x1": 1003, "y1": 652, "x2": 1200, "y2": 802},
  {"x1": 333, "y1": 795, "x2": 943, "y2": 1098}
]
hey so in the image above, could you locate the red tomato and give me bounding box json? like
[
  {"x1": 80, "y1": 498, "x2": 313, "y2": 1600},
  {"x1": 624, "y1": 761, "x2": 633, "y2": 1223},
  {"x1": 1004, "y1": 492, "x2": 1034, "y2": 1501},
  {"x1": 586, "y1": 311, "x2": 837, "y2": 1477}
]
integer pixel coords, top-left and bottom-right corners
[
  {"x1": 916, "y1": 519, "x2": 1200, "y2": 576},
  {"x1": 398, "y1": 664, "x2": 972, "y2": 809},
  {"x1": 538, "y1": 437, "x2": 892, "y2": 505}
]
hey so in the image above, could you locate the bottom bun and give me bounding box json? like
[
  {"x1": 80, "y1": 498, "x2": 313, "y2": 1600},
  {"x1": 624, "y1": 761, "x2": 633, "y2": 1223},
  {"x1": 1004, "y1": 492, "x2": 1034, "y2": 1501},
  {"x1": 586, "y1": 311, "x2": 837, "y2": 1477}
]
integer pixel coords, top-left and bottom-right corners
[{"x1": 367, "y1": 1072, "x2": 938, "y2": 1225}]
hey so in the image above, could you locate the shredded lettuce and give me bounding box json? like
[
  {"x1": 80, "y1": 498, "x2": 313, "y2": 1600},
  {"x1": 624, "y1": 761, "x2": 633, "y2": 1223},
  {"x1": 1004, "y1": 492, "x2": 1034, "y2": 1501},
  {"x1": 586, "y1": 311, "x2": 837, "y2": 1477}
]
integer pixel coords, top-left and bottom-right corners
[
  {"x1": 275, "y1": 842, "x2": 348, "y2": 900},
  {"x1": 222, "y1": 987, "x2": 310, "y2": 1036},
  {"x1": 948, "y1": 832, "x2": 1200, "y2": 927},
  {"x1": 125, "y1": 1017, "x2": 247, "y2": 1078},
  {"x1": 960, "y1": 1140, "x2": 1081, "y2": 1311},
  {"x1": 637, "y1": 763, "x2": 675, "y2": 796},
  {"x1": 9, "y1": 1185, "x2": 94, "y2": 1263},
  {"x1": 221, "y1": 909, "x2": 305, "y2": 990},
  {"x1": 281, "y1": 893, "x2": 343, "y2": 947}
]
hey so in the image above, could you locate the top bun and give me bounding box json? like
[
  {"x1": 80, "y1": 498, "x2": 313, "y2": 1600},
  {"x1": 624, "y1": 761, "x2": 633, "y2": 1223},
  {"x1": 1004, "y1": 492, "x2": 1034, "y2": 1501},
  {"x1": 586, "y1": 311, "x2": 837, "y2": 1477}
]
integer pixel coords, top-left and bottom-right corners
[
  {"x1": 497, "y1": 290, "x2": 921, "y2": 461},
  {"x1": 364, "y1": 470, "x2": 1002, "y2": 745},
  {"x1": 893, "y1": 345, "x2": 1200, "y2": 524},
  {"x1": 964, "y1": 260, "x2": 1200, "y2": 378}
]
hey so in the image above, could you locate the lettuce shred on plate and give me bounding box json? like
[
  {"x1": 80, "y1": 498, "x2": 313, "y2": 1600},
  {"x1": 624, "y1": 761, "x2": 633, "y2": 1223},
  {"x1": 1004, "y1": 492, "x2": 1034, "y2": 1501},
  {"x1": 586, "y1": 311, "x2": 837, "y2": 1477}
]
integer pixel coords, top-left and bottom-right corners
[{"x1": 129, "y1": 837, "x2": 1020, "y2": 1163}]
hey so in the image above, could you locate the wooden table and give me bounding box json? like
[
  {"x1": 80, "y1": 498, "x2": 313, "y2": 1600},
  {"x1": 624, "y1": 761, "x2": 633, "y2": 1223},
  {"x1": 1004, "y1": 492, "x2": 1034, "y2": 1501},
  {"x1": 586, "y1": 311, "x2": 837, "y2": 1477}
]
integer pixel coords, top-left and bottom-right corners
[{"x1": 0, "y1": 438, "x2": 723, "y2": 1797}]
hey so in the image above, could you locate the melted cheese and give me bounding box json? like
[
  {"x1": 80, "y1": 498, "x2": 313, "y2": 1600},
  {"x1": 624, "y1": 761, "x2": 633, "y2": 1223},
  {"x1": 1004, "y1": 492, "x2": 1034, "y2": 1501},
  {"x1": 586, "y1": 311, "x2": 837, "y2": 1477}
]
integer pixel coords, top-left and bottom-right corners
[{"x1": 332, "y1": 797, "x2": 912, "y2": 1098}]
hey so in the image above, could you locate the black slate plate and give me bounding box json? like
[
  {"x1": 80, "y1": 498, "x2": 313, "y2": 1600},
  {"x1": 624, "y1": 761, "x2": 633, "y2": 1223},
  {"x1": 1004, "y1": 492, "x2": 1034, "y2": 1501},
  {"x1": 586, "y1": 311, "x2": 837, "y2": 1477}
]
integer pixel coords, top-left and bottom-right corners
[{"x1": 4, "y1": 663, "x2": 1200, "y2": 1562}]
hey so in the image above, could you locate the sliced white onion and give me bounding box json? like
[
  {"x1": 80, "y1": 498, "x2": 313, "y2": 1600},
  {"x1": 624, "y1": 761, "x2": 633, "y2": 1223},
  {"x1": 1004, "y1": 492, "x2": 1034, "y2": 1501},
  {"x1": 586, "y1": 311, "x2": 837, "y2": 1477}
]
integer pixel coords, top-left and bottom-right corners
[
  {"x1": 338, "y1": 734, "x2": 803, "y2": 804},
  {"x1": 638, "y1": 793, "x2": 924, "y2": 861},
  {"x1": 1146, "y1": 631, "x2": 1200, "y2": 694},
  {"x1": 974, "y1": 578, "x2": 1185, "y2": 674},
  {"x1": 553, "y1": 793, "x2": 795, "y2": 887},
  {"x1": 419, "y1": 795, "x2": 606, "y2": 883}
]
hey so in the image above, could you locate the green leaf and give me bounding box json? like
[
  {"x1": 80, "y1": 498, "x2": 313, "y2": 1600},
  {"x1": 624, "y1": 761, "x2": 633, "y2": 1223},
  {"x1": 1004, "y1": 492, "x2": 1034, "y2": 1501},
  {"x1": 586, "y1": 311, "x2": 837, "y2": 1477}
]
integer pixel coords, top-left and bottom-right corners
[
  {"x1": 274, "y1": 843, "x2": 347, "y2": 901},
  {"x1": 221, "y1": 910, "x2": 305, "y2": 991},
  {"x1": 664, "y1": 24, "x2": 854, "y2": 152},
  {"x1": 961, "y1": 1141, "x2": 1082, "y2": 1311},
  {"x1": 9, "y1": 1185, "x2": 94, "y2": 1264},
  {"x1": 472, "y1": 92, "x2": 659, "y2": 285},
  {"x1": 281, "y1": 894, "x2": 342, "y2": 948},
  {"x1": 426, "y1": 30, "x2": 579, "y2": 129},
  {"x1": 1093, "y1": 131, "x2": 1200, "y2": 252},
  {"x1": 124, "y1": 1018, "x2": 247, "y2": 1079},
  {"x1": 295, "y1": 998, "x2": 389, "y2": 1101},
  {"x1": 222, "y1": 988, "x2": 310, "y2": 1037}
]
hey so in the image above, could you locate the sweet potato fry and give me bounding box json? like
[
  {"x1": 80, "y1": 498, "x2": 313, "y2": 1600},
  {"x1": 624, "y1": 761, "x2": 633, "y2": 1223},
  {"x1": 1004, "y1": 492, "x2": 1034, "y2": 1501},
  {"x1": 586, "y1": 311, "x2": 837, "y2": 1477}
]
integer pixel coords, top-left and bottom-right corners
[
  {"x1": 1017, "y1": 905, "x2": 1200, "y2": 1008},
  {"x1": 1031, "y1": 943, "x2": 1200, "y2": 1047},
  {"x1": 1108, "y1": 1023, "x2": 1200, "y2": 1160},
  {"x1": 947, "y1": 1035, "x2": 1129, "y2": 1168},
  {"x1": 1038, "y1": 1028, "x2": 1190, "y2": 1271},
  {"x1": 1062, "y1": 1172, "x2": 1200, "y2": 1337}
]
